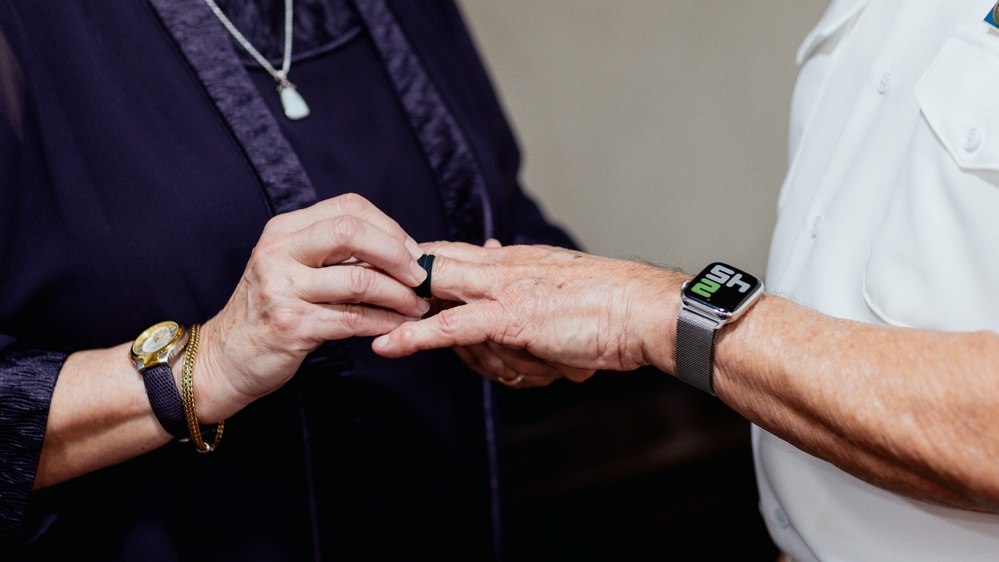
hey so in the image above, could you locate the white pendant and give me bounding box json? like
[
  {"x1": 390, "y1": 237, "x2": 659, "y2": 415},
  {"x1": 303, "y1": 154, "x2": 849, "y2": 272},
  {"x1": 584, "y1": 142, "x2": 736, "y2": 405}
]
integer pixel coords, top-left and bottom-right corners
[{"x1": 279, "y1": 84, "x2": 310, "y2": 120}]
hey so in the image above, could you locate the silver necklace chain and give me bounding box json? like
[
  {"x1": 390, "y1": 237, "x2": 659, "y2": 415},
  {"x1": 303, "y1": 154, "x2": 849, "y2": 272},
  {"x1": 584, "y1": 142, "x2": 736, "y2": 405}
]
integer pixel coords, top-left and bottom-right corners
[{"x1": 202, "y1": 0, "x2": 294, "y2": 86}]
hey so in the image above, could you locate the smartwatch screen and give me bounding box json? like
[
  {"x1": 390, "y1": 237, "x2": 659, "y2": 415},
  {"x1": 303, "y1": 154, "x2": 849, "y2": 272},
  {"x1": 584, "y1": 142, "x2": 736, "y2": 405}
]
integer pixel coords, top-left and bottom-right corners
[{"x1": 682, "y1": 262, "x2": 763, "y2": 314}]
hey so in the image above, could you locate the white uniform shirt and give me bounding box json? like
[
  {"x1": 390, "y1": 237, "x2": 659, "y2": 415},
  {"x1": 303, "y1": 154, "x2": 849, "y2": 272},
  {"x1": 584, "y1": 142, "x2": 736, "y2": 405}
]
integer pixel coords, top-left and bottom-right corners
[{"x1": 759, "y1": 0, "x2": 999, "y2": 559}]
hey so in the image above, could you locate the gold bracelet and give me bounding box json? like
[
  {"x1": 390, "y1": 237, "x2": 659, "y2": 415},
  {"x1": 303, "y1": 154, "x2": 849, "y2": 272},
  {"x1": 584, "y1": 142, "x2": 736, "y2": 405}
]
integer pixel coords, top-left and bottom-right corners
[{"x1": 180, "y1": 323, "x2": 225, "y2": 453}]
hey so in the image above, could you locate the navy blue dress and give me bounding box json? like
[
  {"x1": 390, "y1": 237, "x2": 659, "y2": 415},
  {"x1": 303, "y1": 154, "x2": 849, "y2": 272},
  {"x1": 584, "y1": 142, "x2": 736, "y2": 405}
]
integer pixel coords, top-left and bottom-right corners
[{"x1": 0, "y1": 0, "x2": 576, "y2": 559}]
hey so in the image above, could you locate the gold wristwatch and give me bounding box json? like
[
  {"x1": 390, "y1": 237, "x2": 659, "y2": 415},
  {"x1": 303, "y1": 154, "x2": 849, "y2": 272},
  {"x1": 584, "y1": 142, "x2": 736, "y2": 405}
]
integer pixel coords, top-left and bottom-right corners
[{"x1": 130, "y1": 321, "x2": 188, "y2": 438}]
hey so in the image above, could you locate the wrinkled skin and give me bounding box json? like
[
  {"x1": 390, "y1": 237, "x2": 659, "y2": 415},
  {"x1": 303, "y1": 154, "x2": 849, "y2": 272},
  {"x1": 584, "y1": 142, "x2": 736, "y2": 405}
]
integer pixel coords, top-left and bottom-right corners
[
  {"x1": 374, "y1": 241, "x2": 686, "y2": 387},
  {"x1": 194, "y1": 193, "x2": 431, "y2": 421}
]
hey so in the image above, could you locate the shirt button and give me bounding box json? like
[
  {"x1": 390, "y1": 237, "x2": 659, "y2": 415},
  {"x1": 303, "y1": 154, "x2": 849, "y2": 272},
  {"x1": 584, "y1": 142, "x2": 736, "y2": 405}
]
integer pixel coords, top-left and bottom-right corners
[
  {"x1": 876, "y1": 72, "x2": 893, "y2": 94},
  {"x1": 965, "y1": 128, "x2": 983, "y2": 153},
  {"x1": 810, "y1": 214, "x2": 823, "y2": 238},
  {"x1": 773, "y1": 506, "x2": 791, "y2": 529}
]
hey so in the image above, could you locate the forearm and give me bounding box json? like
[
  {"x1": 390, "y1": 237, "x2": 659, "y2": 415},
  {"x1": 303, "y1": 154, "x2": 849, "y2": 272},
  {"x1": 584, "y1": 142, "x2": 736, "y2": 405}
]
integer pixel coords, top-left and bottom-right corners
[
  {"x1": 35, "y1": 343, "x2": 172, "y2": 489},
  {"x1": 707, "y1": 295, "x2": 999, "y2": 512}
]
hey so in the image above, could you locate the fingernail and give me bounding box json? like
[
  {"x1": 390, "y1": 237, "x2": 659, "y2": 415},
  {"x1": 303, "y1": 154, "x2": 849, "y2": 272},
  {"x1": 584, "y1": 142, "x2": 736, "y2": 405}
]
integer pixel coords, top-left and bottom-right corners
[
  {"x1": 410, "y1": 259, "x2": 428, "y2": 284},
  {"x1": 417, "y1": 299, "x2": 431, "y2": 315},
  {"x1": 372, "y1": 335, "x2": 387, "y2": 348},
  {"x1": 405, "y1": 238, "x2": 422, "y2": 259}
]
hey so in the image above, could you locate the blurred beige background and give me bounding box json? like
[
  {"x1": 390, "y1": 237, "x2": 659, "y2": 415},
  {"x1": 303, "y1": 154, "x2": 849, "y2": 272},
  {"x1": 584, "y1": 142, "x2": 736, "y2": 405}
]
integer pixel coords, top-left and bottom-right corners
[{"x1": 457, "y1": 1, "x2": 828, "y2": 278}]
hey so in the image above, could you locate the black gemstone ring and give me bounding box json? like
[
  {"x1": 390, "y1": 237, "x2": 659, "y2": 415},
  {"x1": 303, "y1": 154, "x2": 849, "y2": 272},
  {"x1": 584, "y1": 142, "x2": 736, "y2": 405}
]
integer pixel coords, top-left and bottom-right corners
[{"x1": 415, "y1": 254, "x2": 435, "y2": 298}]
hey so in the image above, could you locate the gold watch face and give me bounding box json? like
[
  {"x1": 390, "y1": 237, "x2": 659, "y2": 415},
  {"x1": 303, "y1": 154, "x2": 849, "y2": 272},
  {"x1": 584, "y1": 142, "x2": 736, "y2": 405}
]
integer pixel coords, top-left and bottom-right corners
[{"x1": 130, "y1": 321, "x2": 182, "y2": 364}]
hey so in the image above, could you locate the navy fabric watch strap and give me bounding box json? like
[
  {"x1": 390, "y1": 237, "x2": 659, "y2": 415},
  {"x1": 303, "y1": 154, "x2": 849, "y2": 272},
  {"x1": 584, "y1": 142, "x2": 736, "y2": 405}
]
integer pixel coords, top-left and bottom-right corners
[{"x1": 142, "y1": 364, "x2": 187, "y2": 438}]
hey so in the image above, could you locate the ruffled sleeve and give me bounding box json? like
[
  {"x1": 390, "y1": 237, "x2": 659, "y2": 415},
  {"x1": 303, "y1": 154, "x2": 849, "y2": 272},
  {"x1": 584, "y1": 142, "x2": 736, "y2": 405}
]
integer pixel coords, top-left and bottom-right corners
[{"x1": 0, "y1": 338, "x2": 63, "y2": 539}]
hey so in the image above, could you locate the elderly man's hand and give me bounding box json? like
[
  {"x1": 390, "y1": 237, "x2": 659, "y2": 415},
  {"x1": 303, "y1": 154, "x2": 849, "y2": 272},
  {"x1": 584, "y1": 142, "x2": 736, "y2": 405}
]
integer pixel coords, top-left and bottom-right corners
[
  {"x1": 425, "y1": 237, "x2": 596, "y2": 388},
  {"x1": 373, "y1": 242, "x2": 686, "y2": 375}
]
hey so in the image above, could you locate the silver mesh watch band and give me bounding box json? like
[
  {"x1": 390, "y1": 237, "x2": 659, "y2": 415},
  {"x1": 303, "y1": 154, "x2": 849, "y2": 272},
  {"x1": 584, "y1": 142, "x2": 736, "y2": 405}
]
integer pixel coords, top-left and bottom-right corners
[{"x1": 675, "y1": 307, "x2": 722, "y2": 396}]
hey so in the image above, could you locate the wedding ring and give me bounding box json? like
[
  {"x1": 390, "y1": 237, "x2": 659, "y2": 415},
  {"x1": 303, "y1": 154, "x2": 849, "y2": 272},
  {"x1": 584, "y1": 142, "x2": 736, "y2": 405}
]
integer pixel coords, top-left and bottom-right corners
[
  {"x1": 415, "y1": 254, "x2": 435, "y2": 298},
  {"x1": 497, "y1": 374, "x2": 525, "y2": 387}
]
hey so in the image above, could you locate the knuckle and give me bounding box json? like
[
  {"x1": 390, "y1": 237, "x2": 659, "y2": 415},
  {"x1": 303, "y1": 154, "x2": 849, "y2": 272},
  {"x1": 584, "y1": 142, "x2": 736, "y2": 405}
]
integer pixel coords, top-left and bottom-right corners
[
  {"x1": 261, "y1": 213, "x2": 290, "y2": 235},
  {"x1": 328, "y1": 215, "x2": 361, "y2": 246},
  {"x1": 243, "y1": 253, "x2": 267, "y2": 284},
  {"x1": 337, "y1": 192, "x2": 369, "y2": 214},
  {"x1": 339, "y1": 303, "x2": 366, "y2": 330},
  {"x1": 251, "y1": 262, "x2": 293, "y2": 300},
  {"x1": 482, "y1": 353, "x2": 507, "y2": 375},
  {"x1": 394, "y1": 323, "x2": 419, "y2": 348},
  {"x1": 251, "y1": 238, "x2": 286, "y2": 264},
  {"x1": 254, "y1": 275, "x2": 281, "y2": 301},
  {"x1": 345, "y1": 265, "x2": 374, "y2": 298},
  {"x1": 436, "y1": 308, "x2": 462, "y2": 337},
  {"x1": 264, "y1": 302, "x2": 304, "y2": 334}
]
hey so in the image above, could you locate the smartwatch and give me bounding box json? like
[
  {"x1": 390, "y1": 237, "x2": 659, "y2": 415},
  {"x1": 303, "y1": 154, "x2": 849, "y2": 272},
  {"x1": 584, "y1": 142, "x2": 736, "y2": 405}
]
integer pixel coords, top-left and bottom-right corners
[
  {"x1": 130, "y1": 321, "x2": 189, "y2": 438},
  {"x1": 675, "y1": 262, "x2": 764, "y2": 395}
]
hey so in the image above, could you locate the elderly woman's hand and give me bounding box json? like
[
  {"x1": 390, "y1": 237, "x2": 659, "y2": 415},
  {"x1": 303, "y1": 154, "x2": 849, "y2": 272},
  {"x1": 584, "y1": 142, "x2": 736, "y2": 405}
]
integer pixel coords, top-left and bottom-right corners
[{"x1": 192, "y1": 193, "x2": 429, "y2": 422}]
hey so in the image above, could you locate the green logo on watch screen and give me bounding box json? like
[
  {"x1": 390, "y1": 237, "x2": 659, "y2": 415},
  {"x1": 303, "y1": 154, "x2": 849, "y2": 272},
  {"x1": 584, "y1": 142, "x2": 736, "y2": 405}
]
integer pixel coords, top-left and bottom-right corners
[{"x1": 691, "y1": 264, "x2": 751, "y2": 299}]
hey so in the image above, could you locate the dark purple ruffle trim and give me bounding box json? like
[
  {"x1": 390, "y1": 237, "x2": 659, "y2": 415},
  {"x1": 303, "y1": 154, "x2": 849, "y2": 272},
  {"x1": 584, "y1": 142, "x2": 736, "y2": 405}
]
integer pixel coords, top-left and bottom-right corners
[
  {"x1": 146, "y1": 0, "x2": 319, "y2": 216},
  {"x1": 353, "y1": 0, "x2": 491, "y2": 244}
]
